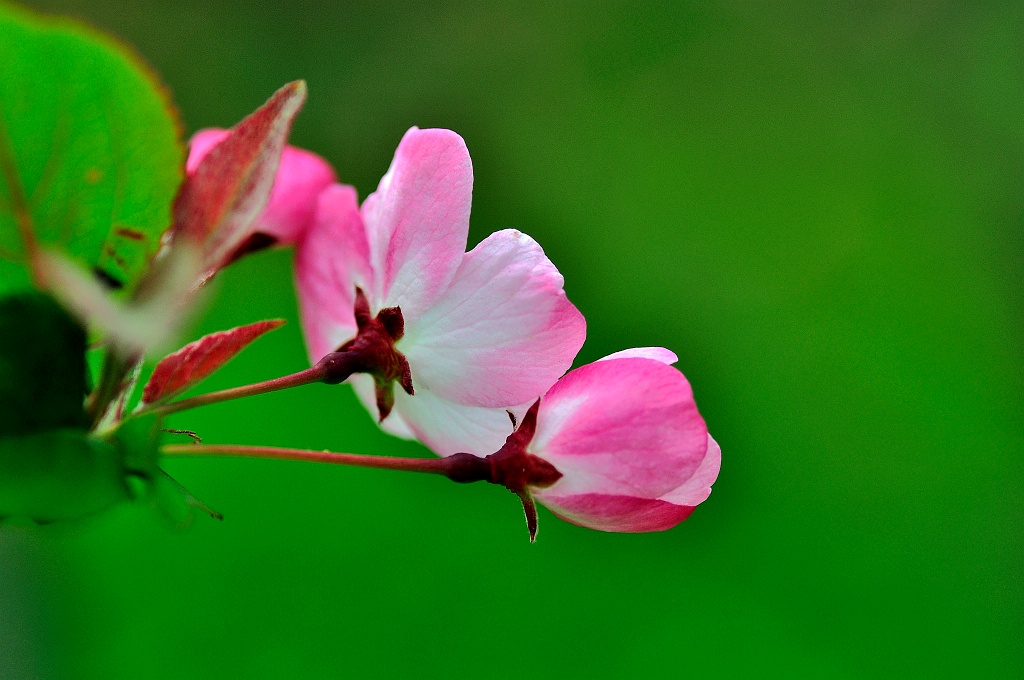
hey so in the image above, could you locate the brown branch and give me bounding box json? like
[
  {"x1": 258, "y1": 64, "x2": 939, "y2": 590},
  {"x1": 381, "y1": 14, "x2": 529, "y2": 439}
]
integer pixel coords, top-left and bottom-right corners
[{"x1": 0, "y1": 101, "x2": 39, "y2": 267}]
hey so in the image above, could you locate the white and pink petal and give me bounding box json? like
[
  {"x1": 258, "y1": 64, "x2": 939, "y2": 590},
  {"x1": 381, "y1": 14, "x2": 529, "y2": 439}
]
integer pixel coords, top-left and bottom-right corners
[
  {"x1": 401, "y1": 229, "x2": 585, "y2": 408},
  {"x1": 296, "y1": 184, "x2": 372, "y2": 363},
  {"x1": 363, "y1": 127, "x2": 473, "y2": 323},
  {"x1": 186, "y1": 128, "x2": 230, "y2": 174},
  {"x1": 389, "y1": 388, "x2": 531, "y2": 458},
  {"x1": 599, "y1": 347, "x2": 678, "y2": 365}
]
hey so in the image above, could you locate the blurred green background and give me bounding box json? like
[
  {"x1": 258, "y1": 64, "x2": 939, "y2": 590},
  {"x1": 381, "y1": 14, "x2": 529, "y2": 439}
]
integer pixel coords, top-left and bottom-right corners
[{"x1": 2, "y1": 1, "x2": 1022, "y2": 677}]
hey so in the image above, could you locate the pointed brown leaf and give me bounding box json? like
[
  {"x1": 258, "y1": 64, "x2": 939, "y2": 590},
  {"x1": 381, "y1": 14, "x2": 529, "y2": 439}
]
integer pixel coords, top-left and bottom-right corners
[
  {"x1": 172, "y1": 81, "x2": 307, "y2": 277},
  {"x1": 141, "y1": 319, "x2": 285, "y2": 405}
]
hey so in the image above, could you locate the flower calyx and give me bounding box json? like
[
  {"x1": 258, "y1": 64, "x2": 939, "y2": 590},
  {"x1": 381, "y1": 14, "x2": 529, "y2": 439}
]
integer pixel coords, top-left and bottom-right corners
[
  {"x1": 444, "y1": 400, "x2": 562, "y2": 541},
  {"x1": 316, "y1": 288, "x2": 413, "y2": 421}
]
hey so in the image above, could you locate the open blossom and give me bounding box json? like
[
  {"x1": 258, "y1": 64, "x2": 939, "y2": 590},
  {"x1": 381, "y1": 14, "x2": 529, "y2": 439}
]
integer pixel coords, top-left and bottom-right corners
[
  {"x1": 296, "y1": 127, "x2": 586, "y2": 456},
  {"x1": 186, "y1": 127, "x2": 336, "y2": 256},
  {"x1": 464, "y1": 348, "x2": 720, "y2": 534}
]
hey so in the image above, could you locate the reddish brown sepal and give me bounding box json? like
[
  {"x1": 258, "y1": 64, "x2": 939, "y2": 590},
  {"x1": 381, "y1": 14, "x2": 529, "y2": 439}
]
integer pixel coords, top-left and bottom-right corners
[
  {"x1": 352, "y1": 287, "x2": 373, "y2": 329},
  {"x1": 441, "y1": 401, "x2": 562, "y2": 541},
  {"x1": 341, "y1": 288, "x2": 414, "y2": 420},
  {"x1": 516, "y1": 490, "x2": 540, "y2": 543},
  {"x1": 374, "y1": 381, "x2": 396, "y2": 422},
  {"x1": 487, "y1": 400, "x2": 561, "y2": 541},
  {"x1": 172, "y1": 81, "x2": 307, "y2": 275},
  {"x1": 142, "y1": 319, "x2": 285, "y2": 405},
  {"x1": 376, "y1": 306, "x2": 405, "y2": 340}
]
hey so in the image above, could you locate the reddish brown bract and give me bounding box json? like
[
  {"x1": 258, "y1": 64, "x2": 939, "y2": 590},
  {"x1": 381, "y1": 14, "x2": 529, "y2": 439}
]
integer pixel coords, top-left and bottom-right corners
[
  {"x1": 172, "y1": 81, "x2": 307, "y2": 277},
  {"x1": 141, "y1": 319, "x2": 285, "y2": 405}
]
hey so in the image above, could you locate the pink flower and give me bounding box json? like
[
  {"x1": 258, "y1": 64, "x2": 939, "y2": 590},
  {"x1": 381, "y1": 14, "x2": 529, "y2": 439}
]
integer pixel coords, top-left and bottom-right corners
[
  {"x1": 296, "y1": 127, "x2": 586, "y2": 456},
  {"x1": 452, "y1": 348, "x2": 719, "y2": 536},
  {"x1": 186, "y1": 128, "x2": 336, "y2": 256}
]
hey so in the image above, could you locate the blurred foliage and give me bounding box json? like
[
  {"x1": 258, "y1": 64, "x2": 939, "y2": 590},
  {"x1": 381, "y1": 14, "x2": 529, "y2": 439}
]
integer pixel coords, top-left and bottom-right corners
[
  {"x1": 0, "y1": 2, "x2": 183, "y2": 296},
  {"x1": 0, "y1": 294, "x2": 131, "y2": 523},
  {"x1": 0, "y1": 293, "x2": 87, "y2": 436},
  {"x1": 0, "y1": 430, "x2": 128, "y2": 524},
  {"x1": 3, "y1": 1, "x2": 1023, "y2": 678},
  {"x1": 0, "y1": 5, "x2": 201, "y2": 532}
]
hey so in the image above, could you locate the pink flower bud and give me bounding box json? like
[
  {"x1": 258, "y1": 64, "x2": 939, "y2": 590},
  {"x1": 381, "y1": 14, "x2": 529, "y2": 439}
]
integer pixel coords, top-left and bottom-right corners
[
  {"x1": 532, "y1": 351, "x2": 719, "y2": 532},
  {"x1": 481, "y1": 350, "x2": 719, "y2": 534}
]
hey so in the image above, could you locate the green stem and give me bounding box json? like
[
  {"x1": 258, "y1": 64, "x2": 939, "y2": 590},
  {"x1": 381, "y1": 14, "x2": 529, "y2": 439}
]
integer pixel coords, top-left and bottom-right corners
[{"x1": 88, "y1": 350, "x2": 136, "y2": 427}]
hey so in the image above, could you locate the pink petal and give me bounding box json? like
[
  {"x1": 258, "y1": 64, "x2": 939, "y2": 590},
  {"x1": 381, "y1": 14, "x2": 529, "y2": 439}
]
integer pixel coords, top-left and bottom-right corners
[
  {"x1": 295, "y1": 184, "x2": 372, "y2": 363},
  {"x1": 257, "y1": 144, "x2": 337, "y2": 244},
  {"x1": 390, "y1": 388, "x2": 530, "y2": 457},
  {"x1": 536, "y1": 493, "x2": 695, "y2": 533},
  {"x1": 599, "y1": 347, "x2": 678, "y2": 365},
  {"x1": 187, "y1": 128, "x2": 336, "y2": 245},
  {"x1": 186, "y1": 129, "x2": 230, "y2": 173},
  {"x1": 659, "y1": 434, "x2": 721, "y2": 506},
  {"x1": 536, "y1": 436, "x2": 720, "y2": 532},
  {"x1": 531, "y1": 357, "x2": 708, "y2": 500},
  {"x1": 401, "y1": 229, "x2": 585, "y2": 407},
  {"x1": 362, "y1": 127, "x2": 472, "y2": 322}
]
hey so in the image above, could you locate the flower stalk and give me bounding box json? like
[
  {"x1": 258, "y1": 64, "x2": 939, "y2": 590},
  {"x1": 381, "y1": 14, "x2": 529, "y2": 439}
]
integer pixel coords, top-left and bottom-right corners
[
  {"x1": 149, "y1": 350, "x2": 362, "y2": 416},
  {"x1": 160, "y1": 413, "x2": 565, "y2": 542},
  {"x1": 161, "y1": 443, "x2": 480, "y2": 479}
]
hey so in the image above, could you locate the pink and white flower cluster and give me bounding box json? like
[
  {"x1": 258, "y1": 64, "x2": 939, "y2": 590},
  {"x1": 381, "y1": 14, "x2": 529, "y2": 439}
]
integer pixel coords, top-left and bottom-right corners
[{"x1": 187, "y1": 122, "x2": 720, "y2": 535}]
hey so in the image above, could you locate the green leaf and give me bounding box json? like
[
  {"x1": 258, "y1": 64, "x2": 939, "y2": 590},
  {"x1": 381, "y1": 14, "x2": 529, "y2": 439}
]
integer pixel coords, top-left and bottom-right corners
[
  {"x1": 0, "y1": 291, "x2": 88, "y2": 436},
  {"x1": 110, "y1": 409, "x2": 163, "y2": 476},
  {"x1": 0, "y1": 428, "x2": 129, "y2": 523},
  {"x1": 110, "y1": 412, "x2": 221, "y2": 525},
  {"x1": 0, "y1": 3, "x2": 184, "y2": 295},
  {"x1": 152, "y1": 469, "x2": 223, "y2": 526},
  {"x1": 0, "y1": 388, "x2": 220, "y2": 526}
]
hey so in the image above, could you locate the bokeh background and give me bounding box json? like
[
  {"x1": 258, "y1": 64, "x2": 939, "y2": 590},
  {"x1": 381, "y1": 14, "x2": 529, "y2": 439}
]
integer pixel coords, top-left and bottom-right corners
[{"x1": 2, "y1": 1, "x2": 1022, "y2": 677}]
